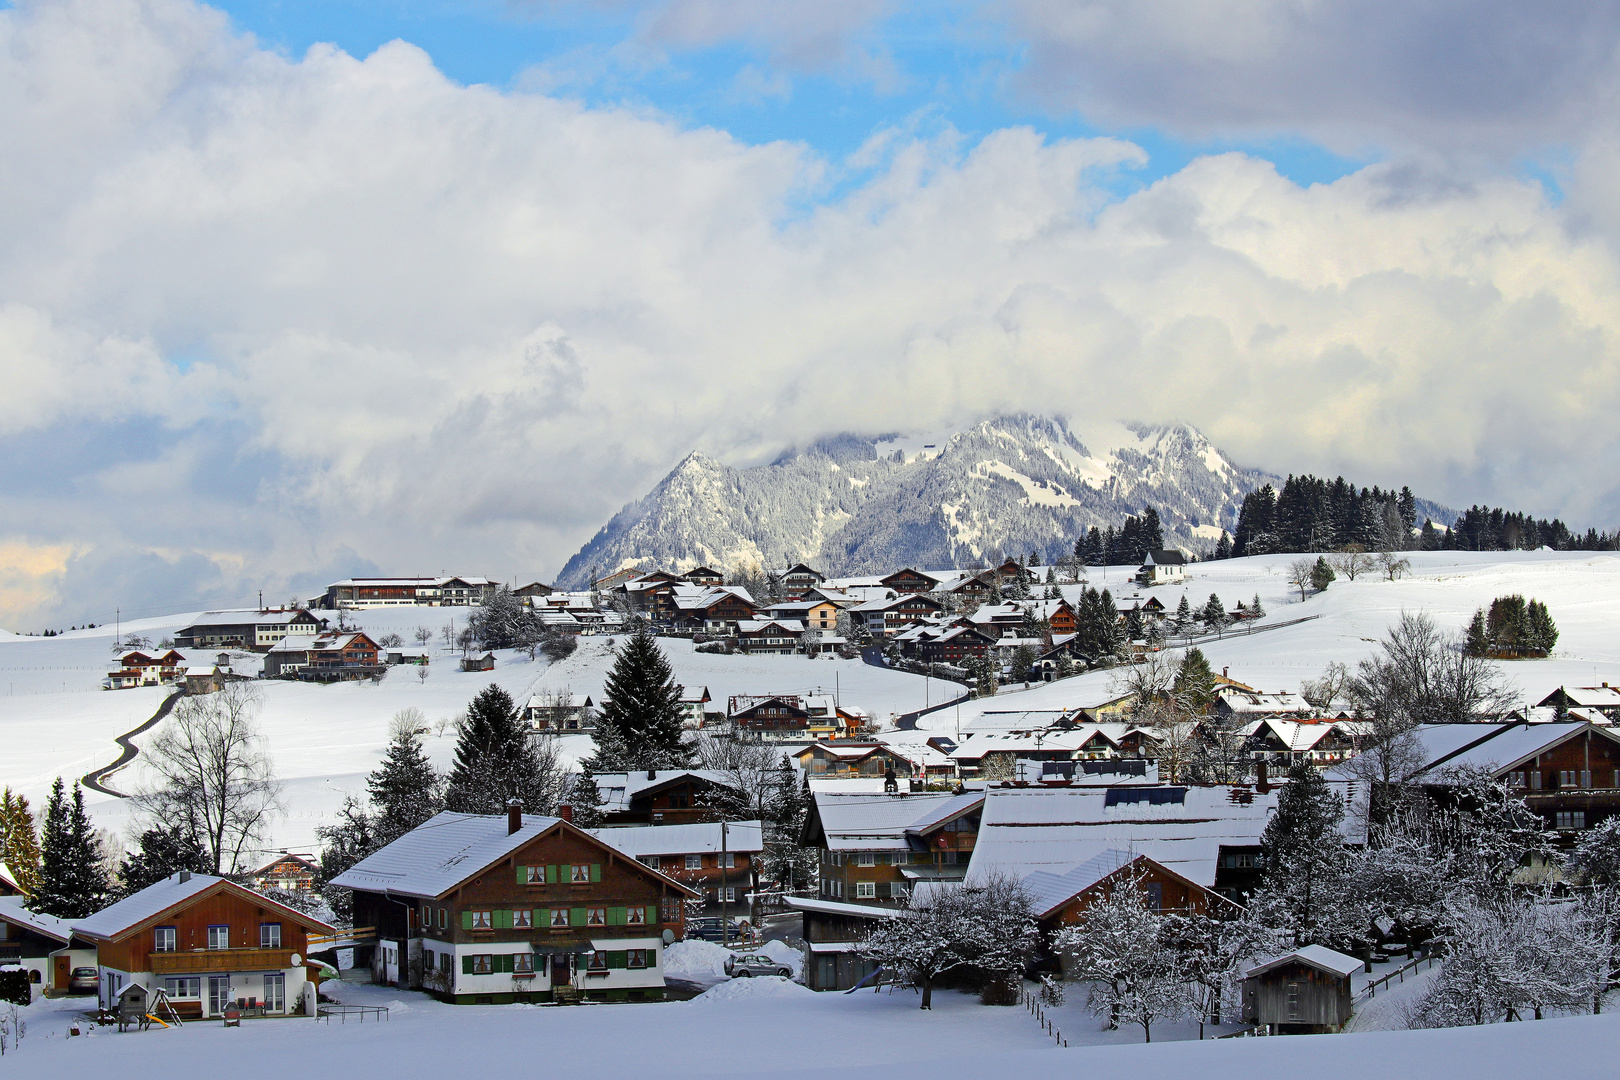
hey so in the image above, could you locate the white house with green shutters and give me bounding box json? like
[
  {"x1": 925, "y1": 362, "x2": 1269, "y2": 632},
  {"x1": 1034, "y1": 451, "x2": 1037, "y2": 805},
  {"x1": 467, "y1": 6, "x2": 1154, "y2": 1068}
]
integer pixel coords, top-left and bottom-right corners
[{"x1": 333, "y1": 806, "x2": 701, "y2": 1004}]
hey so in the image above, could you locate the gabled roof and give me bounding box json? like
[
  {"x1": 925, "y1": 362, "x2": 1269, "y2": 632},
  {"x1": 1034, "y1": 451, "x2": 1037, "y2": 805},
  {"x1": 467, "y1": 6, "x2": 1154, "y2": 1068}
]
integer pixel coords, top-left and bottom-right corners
[
  {"x1": 331, "y1": 811, "x2": 700, "y2": 900},
  {"x1": 592, "y1": 770, "x2": 743, "y2": 813},
  {"x1": 1417, "y1": 721, "x2": 1620, "y2": 778},
  {"x1": 1021, "y1": 849, "x2": 1139, "y2": 918},
  {"x1": 0, "y1": 895, "x2": 72, "y2": 943},
  {"x1": 804, "y1": 792, "x2": 959, "y2": 851},
  {"x1": 783, "y1": 564, "x2": 825, "y2": 580},
  {"x1": 1538, "y1": 686, "x2": 1620, "y2": 710},
  {"x1": 1246, "y1": 944, "x2": 1362, "y2": 980},
  {"x1": 75, "y1": 873, "x2": 334, "y2": 941},
  {"x1": 1144, "y1": 549, "x2": 1187, "y2": 566}
]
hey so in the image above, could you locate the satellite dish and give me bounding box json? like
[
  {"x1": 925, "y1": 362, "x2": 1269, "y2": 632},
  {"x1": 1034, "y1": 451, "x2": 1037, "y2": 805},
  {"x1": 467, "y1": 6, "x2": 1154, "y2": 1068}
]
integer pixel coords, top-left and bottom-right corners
[
  {"x1": 661, "y1": 929, "x2": 674, "y2": 945},
  {"x1": 290, "y1": 953, "x2": 302, "y2": 966}
]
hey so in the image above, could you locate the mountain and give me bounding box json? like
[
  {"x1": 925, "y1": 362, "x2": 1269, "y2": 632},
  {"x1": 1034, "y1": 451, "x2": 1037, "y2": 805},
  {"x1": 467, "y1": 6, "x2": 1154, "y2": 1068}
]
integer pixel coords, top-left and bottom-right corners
[{"x1": 556, "y1": 415, "x2": 1272, "y2": 587}]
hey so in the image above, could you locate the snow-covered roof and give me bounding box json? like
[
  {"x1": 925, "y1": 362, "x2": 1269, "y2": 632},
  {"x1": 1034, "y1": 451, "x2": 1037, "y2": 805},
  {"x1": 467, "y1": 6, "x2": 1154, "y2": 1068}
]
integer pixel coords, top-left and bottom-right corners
[
  {"x1": 0, "y1": 862, "x2": 23, "y2": 893},
  {"x1": 1541, "y1": 685, "x2": 1620, "y2": 709},
  {"x1": 1419, "y1": 721, "x2": 1610, "y2": 777},
  {"x1": 1221, "y1": 691, "x2": 1314, "y2": 716},
  {"x1": 181, "y1": 609, "x2": 316, "y2": 628},
  {"x1": 1243, "y1": 718, "x2": 1343, "y2": 751},
  {"x1": 1246, "y1": 944, "x2": 1363, "y2": 980},
  {"x1": 963, "y1": 784, "x2": 1280, "y2": 889},
  {"x1": 785, "y1": 896, "x2": 904, "y2": 919},
  {"x1": 902, "y1": 792, "x2": 985, "y2": 834},
  {"x1": 592, "y1": 770, "x2": 741, "y2": 813},
  {"x1": 593, "y1": 821, "x2": 763, "y2": 857},
  {"x1": 0, "y1": 895, "x2": 72, "y2": 942},
  {"x1": 330, "y1": 811, "x2": 563, "y2": 899},
  {"x1": 737, "y1": 619, "x2": 805, "y2": 635},
  {"x1": 75, "y1": 873, "x2": 331, "y2": 940},
  {"x1": 810, "y1": 792, "x2": 959, "y2": 851},
  {"x1": 1020, "y1": 849, "x2": 1139, "y2": 917}
]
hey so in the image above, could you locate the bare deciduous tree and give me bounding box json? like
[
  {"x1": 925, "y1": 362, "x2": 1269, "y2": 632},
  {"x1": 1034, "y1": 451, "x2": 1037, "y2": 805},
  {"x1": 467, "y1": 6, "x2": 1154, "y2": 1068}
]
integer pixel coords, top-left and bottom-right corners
[
  {"x1": 139, "y1": 682, "x2": 283, "y2": 875},
  {"x1": 1329, "y1": 547, "x2": 1376, "y2": 581},
  {"x1": 1377, "y1": 551, "x2": 1413, "y2": 581}
]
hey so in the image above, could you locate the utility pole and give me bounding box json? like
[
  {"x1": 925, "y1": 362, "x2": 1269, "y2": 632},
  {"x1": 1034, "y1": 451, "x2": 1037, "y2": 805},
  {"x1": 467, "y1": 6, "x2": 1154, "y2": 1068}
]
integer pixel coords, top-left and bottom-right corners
[{"x1": 720, "y1": 821, "x2": 730, "y2": 949}]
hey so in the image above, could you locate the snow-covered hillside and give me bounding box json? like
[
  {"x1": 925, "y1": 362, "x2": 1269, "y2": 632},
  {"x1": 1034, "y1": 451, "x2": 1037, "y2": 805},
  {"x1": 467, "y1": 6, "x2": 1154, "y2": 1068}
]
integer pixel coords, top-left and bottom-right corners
[
  {"x1": 557, "y1": 415, "x2": 1270, "y2": 585},
  {"x1": 0, "y1": 607, "x2": 935, "y2": 856}
]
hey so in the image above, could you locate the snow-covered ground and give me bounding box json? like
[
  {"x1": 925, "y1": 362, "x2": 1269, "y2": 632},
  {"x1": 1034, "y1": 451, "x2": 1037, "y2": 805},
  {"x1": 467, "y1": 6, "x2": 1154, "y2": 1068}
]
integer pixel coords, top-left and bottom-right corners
[
  {"x1": 4, "y1": 549, "x2": 1620, "y2": 858},
  {"x1": 9, "y1": 973, "x2": 1620, "y2": 1078}
]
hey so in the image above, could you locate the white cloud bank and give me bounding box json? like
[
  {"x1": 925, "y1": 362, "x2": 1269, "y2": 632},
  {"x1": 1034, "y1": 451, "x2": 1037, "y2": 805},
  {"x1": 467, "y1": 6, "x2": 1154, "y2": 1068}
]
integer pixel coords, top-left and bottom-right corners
[{"x1": 1, "y1": 0, "x2": 1619, "y2": 626}]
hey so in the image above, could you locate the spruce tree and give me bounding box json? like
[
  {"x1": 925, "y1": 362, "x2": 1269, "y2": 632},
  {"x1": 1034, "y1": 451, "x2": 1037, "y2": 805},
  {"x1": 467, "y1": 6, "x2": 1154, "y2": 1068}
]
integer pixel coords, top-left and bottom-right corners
[
  {"x1": 1465, "y1": 609, "x2": 1490, "y2": 657},
  {"x1": 569, "y1": 764, "x2": 606, "y2": 829},
  {"x1": 1250, "y1": 592, "x2": 1264, "y2": 618},
  {"x1": 763, "y1": 756, "x2": 815, "y2": 889},
  {"x1": 1259, "y1": 761, "x2": 1348, "y2": 943},
  {"x1": 368, "y1": 715, "x2": 441, "y2": 844},
  {"x1": 1214, "y1": 531, "x2": 1233, "y2": 560},
  {"x1": 1310, "y1": 555, "x2": 1336, "y2": 592},
  {"x1": 1202, "y1": 593, "x2": 1227, "y2": 633},
  {"x1": 31, "y1": 778, "x2": 109, "y2": 918},
  {"x1": 1141, "y1": 507, "x2": 1164, "y2": 552},
  {"x1": 1525, "y1": 599, "x2": 1559, "y2": 655},
  {"x1": 1173, "y1": 594, "x2": 1193, "y2": 635},
  {"x1": 1173, "y1": 647, "x2": 1218, "y2": 712},
  {"x1": 598, "y1": 630, "x2": 690, "y2": 769},
  {"x1": 0, "y1": 788, "x2": 42, "y2": 896},
  {"x1": 443, "y1": 684, "x2": 548, "y2": 814},
  {"x1": 117, "y1": 824, "x2": 209, "y2": 897}
]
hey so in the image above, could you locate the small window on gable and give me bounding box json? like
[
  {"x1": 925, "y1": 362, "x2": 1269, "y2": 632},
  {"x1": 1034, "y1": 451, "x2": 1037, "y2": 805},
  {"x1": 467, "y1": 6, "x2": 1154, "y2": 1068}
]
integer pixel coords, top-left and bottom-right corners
[
  {"x1": 571, "y1": 864, "x2": 591, "y2": 883},
  {"x1": 260, "y1": 923, "x2": 282, "y2": 948},
  {"x1": 154, "y1": 927, "x2": 176, "y2": 952}
]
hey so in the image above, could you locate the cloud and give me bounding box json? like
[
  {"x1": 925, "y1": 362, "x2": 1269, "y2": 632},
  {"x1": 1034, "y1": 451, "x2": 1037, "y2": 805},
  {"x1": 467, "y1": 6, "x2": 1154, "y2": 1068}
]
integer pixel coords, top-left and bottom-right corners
[
  {"x1": 1, "y1": 0, "x2": 1620, "y2": 627},
  {"x1": 999, "y1": 0, "x2": 1620, "y2": 158}
]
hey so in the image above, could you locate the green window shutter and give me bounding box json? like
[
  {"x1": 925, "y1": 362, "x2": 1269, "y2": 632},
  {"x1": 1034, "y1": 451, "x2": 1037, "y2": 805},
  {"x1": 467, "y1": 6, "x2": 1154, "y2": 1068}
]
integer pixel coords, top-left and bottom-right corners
[
  {"x1": 462, "y1": 955, "x2": 473, "y2": 975},
  {"x1": 461, "y1": 910, "x2": 473, "y2": 930},
  {"x1": 608, "y1": 951, "x2": 627, "y2": 969},
  {"x1": 517, "y1": 865, "x2": 528, "y2": 885},
  {"x1": 606, "y1": 907, "x2": 619, "y2": 926},
  {"x1": 590, "y1": 863, "x2": 602, "y2": 883},
  {"x1": 647, "y1": 948, "x2": 657, "y2": 968},
  {"x1": 500, "y1": 954, "x2": 514, "y2": 973},
  {"x1": 547, "y1": 864, "x2": 558, "y2": 884},
  {"x1": 495, "y1": 909, "x2": 510, "y2": 929},
  {"x1": 571, "y1": 907, "x2": 587, "y2": 927}
]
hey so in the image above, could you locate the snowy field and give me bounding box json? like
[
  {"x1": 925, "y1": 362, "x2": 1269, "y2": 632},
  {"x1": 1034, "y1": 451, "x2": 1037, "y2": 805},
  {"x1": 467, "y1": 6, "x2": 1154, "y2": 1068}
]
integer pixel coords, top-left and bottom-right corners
[
  {"x1": 3, "y1": 549, "x2": 1620, "y2": 858},
  {"x1": 0, "y1": 608, "x2": 934, "y2": 855},
  {"x1": 8, "y1": 973, "x2": 1620, "y2": 1079}
]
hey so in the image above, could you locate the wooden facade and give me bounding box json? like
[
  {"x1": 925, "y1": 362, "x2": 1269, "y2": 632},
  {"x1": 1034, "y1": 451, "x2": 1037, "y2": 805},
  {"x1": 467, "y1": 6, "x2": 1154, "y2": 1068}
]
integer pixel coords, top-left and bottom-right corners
[
  {"x1": 349, "y1": 820, "x2": 698, "y2": 1004},
  {"x1": 1499, "y1": 725, "x2": 1620, "y2": 838},
  {"x1": 879, "y1": 569, "x2": 939, "y2": 594},
  {"x1": 1242, "y1": 950, "x2": 1359, "y2": 1034}
]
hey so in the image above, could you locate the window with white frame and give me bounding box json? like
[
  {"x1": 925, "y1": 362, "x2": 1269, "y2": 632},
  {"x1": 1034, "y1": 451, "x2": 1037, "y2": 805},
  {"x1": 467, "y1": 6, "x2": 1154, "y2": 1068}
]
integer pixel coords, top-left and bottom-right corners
[
  {"x1": 154, "y1": 927, "x2": 176, "y2": 952},
  {"x1": 550, "y1": 908, "x2": 570, "y2": 927},
  {"x1": 207, "y1": 925, "x2": 230, "y2": 949},
  {"x1": 260, "y1": 922, "x2": 282, "y2": 948},
  {"x1": 854, "y1": 882, "x2": 876, "y2": 899},
  {"x1": 685, "y1": 854, "x2": 702, "y2": 870},
  {"x1": 1558, "y1": 811, "x2": 1588, "y2": 830},
  {"x1": 719, "y1": 853, "x2": 736, "y2": 869},
  {"x1": 855, "y1": 852, "x2": 876, "y2": 867}
]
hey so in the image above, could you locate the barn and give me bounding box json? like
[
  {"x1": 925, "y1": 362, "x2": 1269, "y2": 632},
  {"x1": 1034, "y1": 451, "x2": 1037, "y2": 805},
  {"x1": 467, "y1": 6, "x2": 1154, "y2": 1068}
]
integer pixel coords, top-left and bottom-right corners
[{"x1": 1242, "y1": 944, "x2": 1362, "y2": 1034}]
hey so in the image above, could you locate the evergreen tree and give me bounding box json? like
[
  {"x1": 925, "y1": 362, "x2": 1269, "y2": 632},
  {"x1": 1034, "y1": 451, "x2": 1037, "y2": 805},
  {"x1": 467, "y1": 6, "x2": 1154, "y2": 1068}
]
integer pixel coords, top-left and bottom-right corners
[
  {"x1": 1525, "y1": 599, "x2": 1559, "y2": 655},
  {"x1": 1173, "y1": 594, "x2": 1193, "y2": 635},
  {"x1": 762, "y1": 756, "x2": 816, "y2": 889},
  {"x1": 0, "y1": 788, "x2": 42, "y2": 897},
  {"x1": 1464, "y1": 609, "x2": 1490, "y2": 657},
  {"x1": 1074, "y1": 587, "x2": 1122, "y2": 659},
  {"x1": 598, "y1": 630, "x2": 690, "y2": 769},
  {"x1": 569, "y1": 764, "x2": 606, "y2": 829},
  {"x1": 1214, "y1": 531, "x2": 1233, "y2": 560},
  {"x1": 368, "y1": 713, "x2": 441, "y2": 845},
  {"x1": 443, "y1": 685, "x2": 550, "y2": 813},
  {"x1": 117, "y1": 824, "x2": 209, "y2": 897},
  {"x1": 1173, "y1": 648, "x2": 1218, "y2": 712},
  {"x1": 1141, "y1": 507, "x2": 1164, "y2": 552},
  {"x1": 1124, "y1": 604, "x2": 1145, "y2": 641},
  {"x1": 31, "y1": 778, "x2": 109, "y2": 918},
  {"x1": 1201, "y1": 594, "x2": 1228, "y2": 634},
  {"x1": 1258, "y1": 762, "x2": 1348, "y2": 944},
  {"x1": 1310, "y1": 556, "x2": 1336, "y2": 592},
  {"x1": 1250, "y1": 593, "x2": 1264, "y2": 618},
  {"x1": 583, "y1": 721, "x2": 633, "y2": 773}
]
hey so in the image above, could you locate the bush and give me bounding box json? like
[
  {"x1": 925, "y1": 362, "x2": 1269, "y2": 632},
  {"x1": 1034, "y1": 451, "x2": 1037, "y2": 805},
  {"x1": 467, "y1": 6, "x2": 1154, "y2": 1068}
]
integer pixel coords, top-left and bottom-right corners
[
  {"x1": 694, "y1": 640, "x2": 733, "y2": 655},
  {"x1": 0, "y1": 968, "x2": 29, "y2": 1006}
]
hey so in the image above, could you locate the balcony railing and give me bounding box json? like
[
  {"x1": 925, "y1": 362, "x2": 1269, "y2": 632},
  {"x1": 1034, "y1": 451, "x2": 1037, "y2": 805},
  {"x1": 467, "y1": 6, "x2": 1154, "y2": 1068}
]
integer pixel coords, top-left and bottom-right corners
[{"x1": 149, "y1": 947, "x2": 296, "y2": 974}]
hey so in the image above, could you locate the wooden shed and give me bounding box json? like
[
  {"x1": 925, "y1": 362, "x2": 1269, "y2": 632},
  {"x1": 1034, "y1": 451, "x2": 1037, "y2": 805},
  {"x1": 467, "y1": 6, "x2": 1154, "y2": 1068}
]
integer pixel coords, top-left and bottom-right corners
[{"x1": 1242, "y1": 945, "x2": 1362, "y2": 1034}]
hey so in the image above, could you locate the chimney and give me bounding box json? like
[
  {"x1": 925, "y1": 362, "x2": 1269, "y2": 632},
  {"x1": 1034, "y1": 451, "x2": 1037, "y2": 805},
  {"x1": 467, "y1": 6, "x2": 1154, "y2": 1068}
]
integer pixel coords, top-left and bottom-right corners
[
  {"x1": 178, "y1": 871, "x2": 191, "y2": 883},
  {"x1": 647, "y1": 769, "x2": 657, "y2": 781},
  {"x1": 506, "y1": 798, "x2": 523, "y2": 835},
  {"x1": 1223, "y1": 667, "x2": 1229, "y2": 678},
  {"x1": 559, "y1": 804, "x2": 574, "y2": 823},
  {"x1": 1256, "y1": 759, "x2": 1270, "y2": 793}
]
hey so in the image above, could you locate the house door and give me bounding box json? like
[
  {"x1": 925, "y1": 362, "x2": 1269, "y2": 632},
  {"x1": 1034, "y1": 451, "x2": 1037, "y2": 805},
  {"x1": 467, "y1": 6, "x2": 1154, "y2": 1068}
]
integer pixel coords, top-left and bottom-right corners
[
  {"x1": 53, "y1": 955, "x2": 70, "y2": 992},
  {"x1": 262, "y1": 973, "x2": 285, "y2": 1013},
  {"x1": 207, "y1": 976, "x2": 232, "y2": 1016},
  {"x1": 550, "y1": 955, "x2": 570, "y2": 987}
]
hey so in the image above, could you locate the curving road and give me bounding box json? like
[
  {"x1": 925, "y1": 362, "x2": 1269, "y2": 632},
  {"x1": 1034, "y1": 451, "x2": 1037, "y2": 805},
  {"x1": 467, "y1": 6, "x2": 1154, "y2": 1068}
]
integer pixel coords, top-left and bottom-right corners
[{"x1": 81, "y1": 688, "x2": 183, "y2": 797}]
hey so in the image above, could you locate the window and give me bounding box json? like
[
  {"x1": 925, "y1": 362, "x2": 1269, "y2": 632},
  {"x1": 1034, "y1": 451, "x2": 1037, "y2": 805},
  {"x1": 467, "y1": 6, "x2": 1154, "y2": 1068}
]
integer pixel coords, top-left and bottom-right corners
[
  {"x1": 719, "y1": 853, "x2": 736, "y2": 869},
  {"x1": 1561, "y1": 770, "x2": 1580, "y2": 788},
  {"x1": 1532, "y1": 771, "x2": 1544, "y2": 790},
  {"x1": 626, "y1": 906, "x2": 648, "y2": 926},
  {"x1": 1506, "y1": 771, "x2": 1526, "y2": 788},
  {"x1": 513, "y1": 953, "x2": 534, "y2": 973},
  {"x1": 855, "y1": 852, "x2": 876, "y2": 867},
  {"x1": 470, "y1": 954, "x2": 493, "y2": 974},
  {"x1": 260, "y1": 923, "x2": 282, "y2": 948},
  {"x1": 587, "y1": 908, "x2": 607, "y2": 926},
  {"x1": 551, "y1": 908, "x2": 570, "y2": 927},
  {"x1": 588, "y1": 951, "x2": 607, "y2": 970},
  {"x1": 627, "y1": 949, "x2": 648, "y2": 969},
  {"x1": 470, "y1": 910, "x2": 492, "y2": 929},
  {"x1": 439, "y1": 908, "x2": 447, "y2": 929},
  {"x1": 263, "y1": 973, "x2": 285, "y2": 1012},
  {"x1": 1583, "y1": 770, "x2": 1593, "y2": 788},
  {"x1": 641, "y1": 855, "x2": 662, "y2": 871},
  {"x1": 424, "y1": 949, "x2": 435, "y2": 970},
  {"x1": 661, "y1": 896, "x2": 682, "y2": 923},
  {"x1": 854, "y1": 882, "x2": 876, "y2": 899},
  {"x1": 1558, "y1": 811, "x2": 1588, "y2": 830},
  {"x1": 685, "y1": 854, "x2": 702, "y2": 870},
  {"x1": 422, "y1": 904, "x2": 431, "y2": 925},
  {"x1": 440, "y1": 953, "x2": 452, "y2": 974},
  {"x1": 1145, "y1": 882, "x2": 1164, "y2": 911},
  {"x1": 571, "y1": 864, "x2": 592, "y2": 883},
  {"x1": 513, "y1": 909, "x2": 534, "y2": 928},
  {"x1": 207, "y1": 925, "x2": 230, "y2": 950},
  {"x1": 154, "y1": 927, "x2": 176, "y2": 952},
  {"x1": 164, "y1": 976, "x2": 200, "y2": 999}
]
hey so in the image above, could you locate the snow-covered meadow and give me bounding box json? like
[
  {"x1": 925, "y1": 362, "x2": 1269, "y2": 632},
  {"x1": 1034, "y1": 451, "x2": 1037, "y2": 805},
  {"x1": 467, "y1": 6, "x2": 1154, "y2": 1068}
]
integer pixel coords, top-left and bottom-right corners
[
  {"x1": 7, "y1": 972, "x2": 1620, "y2": 1079},
  {"x1": 3, "y1": 549, "x2": 1620, "y2": 857}
]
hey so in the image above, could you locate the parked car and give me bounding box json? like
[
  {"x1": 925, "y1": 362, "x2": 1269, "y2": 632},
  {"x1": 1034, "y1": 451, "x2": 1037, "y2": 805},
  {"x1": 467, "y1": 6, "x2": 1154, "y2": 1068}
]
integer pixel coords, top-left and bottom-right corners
[
  {"x1": 69, "y1": 966, "x2": 99, "y2": 993},
  {"x1": 723, "y1": 954, "x2": 792, "y2": 979},
  {"x1": 684, "y1": 918, "x2": 740, "y2": 943}
]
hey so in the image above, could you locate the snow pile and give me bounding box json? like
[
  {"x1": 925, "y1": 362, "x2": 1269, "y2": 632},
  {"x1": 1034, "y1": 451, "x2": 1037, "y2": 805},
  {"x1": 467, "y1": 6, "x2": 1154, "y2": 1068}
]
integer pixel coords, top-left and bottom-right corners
[
  {"x1": 687, "y1": 975, "x2": 813, "y2": 1005},
  {"x1": 758, "y1": 939, "x2": 803, "y2": 978},
  {"x1": 662, "y1": 939, "x2": 734, "y2": 981}
]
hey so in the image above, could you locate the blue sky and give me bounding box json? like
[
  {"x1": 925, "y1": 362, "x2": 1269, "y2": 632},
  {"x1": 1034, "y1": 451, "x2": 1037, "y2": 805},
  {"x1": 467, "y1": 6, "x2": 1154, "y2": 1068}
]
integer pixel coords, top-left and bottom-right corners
[{"x1": 207, "y1": 0, "x2": 1370, "y2": 192}]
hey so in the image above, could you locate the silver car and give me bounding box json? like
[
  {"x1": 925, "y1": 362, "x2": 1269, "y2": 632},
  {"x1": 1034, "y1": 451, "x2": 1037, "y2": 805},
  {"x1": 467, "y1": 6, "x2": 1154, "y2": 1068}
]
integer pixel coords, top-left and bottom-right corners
[{"x1": 722, "y1": 953, "x2": 792, "y2": 979}]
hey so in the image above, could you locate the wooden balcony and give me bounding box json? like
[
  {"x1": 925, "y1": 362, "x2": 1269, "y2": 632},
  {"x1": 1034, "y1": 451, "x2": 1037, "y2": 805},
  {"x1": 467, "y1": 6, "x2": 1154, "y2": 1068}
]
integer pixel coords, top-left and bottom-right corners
[{"x1": 149, "y1": 947, "x2": 296, "y2": 974}]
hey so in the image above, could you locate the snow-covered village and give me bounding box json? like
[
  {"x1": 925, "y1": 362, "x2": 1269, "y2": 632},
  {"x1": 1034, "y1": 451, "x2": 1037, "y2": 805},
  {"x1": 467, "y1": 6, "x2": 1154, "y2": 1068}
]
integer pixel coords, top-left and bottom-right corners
[{"x1": 8, "y1": 1, "x2": 1620, "y2": 1078}]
